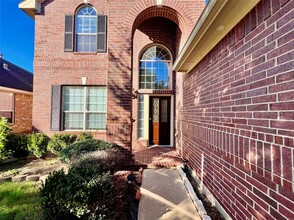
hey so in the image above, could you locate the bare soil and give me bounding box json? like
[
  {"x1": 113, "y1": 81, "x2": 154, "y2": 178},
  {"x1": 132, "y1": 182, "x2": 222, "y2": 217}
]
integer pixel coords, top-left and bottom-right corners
[{"x1": 0, "y1": 157, "x2": 68, "y2": 179}]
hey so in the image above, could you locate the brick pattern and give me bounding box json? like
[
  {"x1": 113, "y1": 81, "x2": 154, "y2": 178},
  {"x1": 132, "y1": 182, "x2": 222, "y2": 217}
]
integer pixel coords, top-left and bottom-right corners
[
  {"x1": 177, "y1": 0, "x2": 294, "y2": 219},
  {"x1": 12, "y1": 93, "x2": 33, "y2": 133}
]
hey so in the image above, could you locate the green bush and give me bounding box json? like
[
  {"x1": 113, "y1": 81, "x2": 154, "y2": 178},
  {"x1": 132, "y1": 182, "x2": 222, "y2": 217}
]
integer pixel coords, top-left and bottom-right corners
[
  {"x1": 40, "y1": 166, "x2": 120, "y2": 219},
  {"x1": 59, "y1": 139, "x2": 114, "y2": 163},
  {"x1": 47, "y1": 134, "x2": 77, "y2": 155},
  {"x1": 27, "y1": 133, "x2": 48, "y2": 158},
  {"x1": 6, "y1": 134, "x2": 29, "y2": 158},
  {"x1": 71, "y1": 149, "x2": 124, "y2": 174},
  {"x1": 0, "y1": 117, "x2": 11, "y2": 159},
  {"x1": 77, "y1": 132, "x2": 93, "y2": 141}
]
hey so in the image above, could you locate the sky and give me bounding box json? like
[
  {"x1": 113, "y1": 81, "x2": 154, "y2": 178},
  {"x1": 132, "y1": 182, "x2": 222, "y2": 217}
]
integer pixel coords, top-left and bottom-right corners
[{"x1": 0, "y1": 0, "x2": 35, "y2": 73}]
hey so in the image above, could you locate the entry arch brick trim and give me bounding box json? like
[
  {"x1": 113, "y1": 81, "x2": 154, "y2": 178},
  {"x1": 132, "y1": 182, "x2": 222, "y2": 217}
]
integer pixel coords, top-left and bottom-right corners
[{"x1": 125, "y1": 0, "x2": 197, "y2": 38}]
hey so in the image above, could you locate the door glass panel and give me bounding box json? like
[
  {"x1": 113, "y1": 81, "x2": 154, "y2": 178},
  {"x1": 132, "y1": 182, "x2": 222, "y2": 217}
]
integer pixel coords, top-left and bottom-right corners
[
  {"x1": 161, "y1": 99, "x2": 168, "y2": 123},
  {"x1": 153, "y1": 99, "x2": 159, "y2": 123}
]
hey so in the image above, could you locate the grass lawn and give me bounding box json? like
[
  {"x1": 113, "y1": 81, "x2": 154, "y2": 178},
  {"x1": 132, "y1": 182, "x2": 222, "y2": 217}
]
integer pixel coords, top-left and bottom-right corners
[{"x1": 0, "y1": 182, "x2": 42, "y2": 220}]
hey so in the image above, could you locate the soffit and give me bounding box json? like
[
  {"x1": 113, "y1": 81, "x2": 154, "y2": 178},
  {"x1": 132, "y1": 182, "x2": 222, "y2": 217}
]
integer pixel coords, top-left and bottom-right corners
[
  {"x1": 19, "y1": 0, "x2": 44, "y2": 19},
  {"x1": 173, "y1": 0, "x2": 261, "y2": 73}
]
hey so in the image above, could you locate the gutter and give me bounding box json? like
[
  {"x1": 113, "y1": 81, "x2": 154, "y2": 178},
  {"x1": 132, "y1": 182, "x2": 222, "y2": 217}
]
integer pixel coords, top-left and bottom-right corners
[{"x1": 0, "y1": 86, "x2": 33, "y2": 95}]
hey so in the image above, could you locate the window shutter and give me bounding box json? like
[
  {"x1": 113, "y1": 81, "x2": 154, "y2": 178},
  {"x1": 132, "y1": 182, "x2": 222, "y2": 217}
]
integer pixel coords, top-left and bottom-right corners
[
  {"x1": 51, "y1": 85, "x2": 62, "y2": 131},
  {"x1": 64, "y1": 15, "x2": 74, "y2": 52},
  {"x1": 97, "y1": 15, "x2": 107, "y2": 52}
]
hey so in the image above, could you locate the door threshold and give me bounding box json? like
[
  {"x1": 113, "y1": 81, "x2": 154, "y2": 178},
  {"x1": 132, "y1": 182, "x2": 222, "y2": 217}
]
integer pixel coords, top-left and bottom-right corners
[{"x1": 148, "y1": 145, "x2": 174, "y2": 148}]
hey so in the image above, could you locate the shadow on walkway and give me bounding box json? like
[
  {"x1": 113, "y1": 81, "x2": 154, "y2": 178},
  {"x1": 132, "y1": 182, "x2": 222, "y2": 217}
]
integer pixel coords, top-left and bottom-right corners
[{"x1": 133, "y1": 147, "x2": 183, "y2": 168}]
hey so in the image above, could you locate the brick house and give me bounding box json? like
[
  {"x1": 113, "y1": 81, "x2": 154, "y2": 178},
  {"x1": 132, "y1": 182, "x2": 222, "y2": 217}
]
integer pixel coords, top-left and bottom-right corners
[
  {"x1": 0, "y1": 55, "x2": 33, "y2": 133},
  {"x1": 20, "y1": 0, "x2": 293, "y2": 219}
]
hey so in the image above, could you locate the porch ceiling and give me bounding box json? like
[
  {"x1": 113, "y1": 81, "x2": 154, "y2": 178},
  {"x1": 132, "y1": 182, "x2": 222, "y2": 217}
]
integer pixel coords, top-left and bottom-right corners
[{"x1": 173, "y1": 0, "x2": 261, "y2": 73}]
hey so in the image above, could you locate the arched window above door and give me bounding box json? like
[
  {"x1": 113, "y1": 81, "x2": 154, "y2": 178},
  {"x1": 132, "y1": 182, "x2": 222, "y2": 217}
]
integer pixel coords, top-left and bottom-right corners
[{"x1": 139, "y1": 46, "x2": 172, "y2": 90}]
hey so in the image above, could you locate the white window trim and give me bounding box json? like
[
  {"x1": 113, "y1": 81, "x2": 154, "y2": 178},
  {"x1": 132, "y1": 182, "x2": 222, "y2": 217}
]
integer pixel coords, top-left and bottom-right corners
[
  {"x1": 75, "y1": 6, "x2": 98, "y2": 52},
  {"x1": 63, "y1": 86, "x2": 107, "y2": 131},
  {"x1": 139, "y1": 44, "x2": 173, "y2": 90}
]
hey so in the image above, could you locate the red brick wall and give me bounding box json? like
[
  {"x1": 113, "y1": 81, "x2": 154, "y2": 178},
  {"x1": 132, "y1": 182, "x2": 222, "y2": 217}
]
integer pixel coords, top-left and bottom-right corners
[
  {"x1": 12, "y1": 93, "x2": 33, "y2": 133},
  {"x1": 177, "y1": 0, "x2": 294, "y2": 219},
  {"x1": 33, "y1": 0, "x2": 205, "y2": 149}
]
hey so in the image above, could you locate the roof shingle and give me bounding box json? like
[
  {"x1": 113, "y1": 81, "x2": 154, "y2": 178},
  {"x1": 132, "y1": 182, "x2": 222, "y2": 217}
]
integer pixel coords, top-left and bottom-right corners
[{"x1": 0, "y1": 58, "x2": 33, "y2": 92}]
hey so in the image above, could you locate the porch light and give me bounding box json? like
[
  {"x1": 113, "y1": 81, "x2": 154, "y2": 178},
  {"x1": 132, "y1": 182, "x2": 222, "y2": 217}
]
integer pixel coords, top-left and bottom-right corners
[
  {"x1": 132, "y1": 89, "x2": 138, "y2": 99},
  {"x1": 216, "y1": 25, "x2": 225, "y2": 31},
  {"x1": 183, "y1": 159, "x2": 189, "y2": 173}
]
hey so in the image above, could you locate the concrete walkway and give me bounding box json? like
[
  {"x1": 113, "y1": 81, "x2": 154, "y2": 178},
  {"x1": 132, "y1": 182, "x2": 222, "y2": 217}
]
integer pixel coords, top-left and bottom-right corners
[{"x1": 138, "y1": 169, "x2": 201, "y2": 220}]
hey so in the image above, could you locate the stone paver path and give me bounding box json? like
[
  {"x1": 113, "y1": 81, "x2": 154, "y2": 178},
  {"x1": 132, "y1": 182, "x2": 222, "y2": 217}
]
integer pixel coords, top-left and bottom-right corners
[{"x1": 138, "y1": 169, "x2": 201, "y2": 220}]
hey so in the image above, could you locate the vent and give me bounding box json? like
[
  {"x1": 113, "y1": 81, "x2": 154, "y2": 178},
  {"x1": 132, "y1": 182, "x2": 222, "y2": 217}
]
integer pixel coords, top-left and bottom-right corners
[{"x1": 3, "y1": 63, "x2": 9, "y2": 70}]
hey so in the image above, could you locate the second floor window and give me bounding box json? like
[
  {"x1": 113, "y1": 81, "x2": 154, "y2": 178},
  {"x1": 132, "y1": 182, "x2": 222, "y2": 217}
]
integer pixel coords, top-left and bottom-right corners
[
  {"x1": 64, "y1": 5, "x2": 107, "y2": 53},
  {"x1": 76, "y1": 6, "x2": 97, "y2": 52}
]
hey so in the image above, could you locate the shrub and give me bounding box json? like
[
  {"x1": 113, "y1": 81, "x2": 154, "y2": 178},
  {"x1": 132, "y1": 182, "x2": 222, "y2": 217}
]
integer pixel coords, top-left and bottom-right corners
[
  {"x1": 40, "y1": 167, "x2": 116, "y2": 219},
  {"x1": 59, "y1": 139, "x2": 114, "y2": 163},
  {"x1": 40, "y1": 147, "x2": 129, "y2": 220},
  {"x1": 47, "y1": 134, "x2": 77, "y2": 155},
  {"x1": 0, "y1": 117, "x2": 11, "y2": 159},
  {"x1": 6, "y1": 134, "x2": 29, "y2": 158},
  {"x1": 39, "y1": 169, "x2": 74, "y2": 219},
  {"x1": 77, "y1": 132, "x2": 93, "y2": 141},
  {"x1": 71, "y1": 150, "x2": 124, "y2": 175},
  {"x1": 27, "y1": 133, "x2": 48, "y2": 158}
]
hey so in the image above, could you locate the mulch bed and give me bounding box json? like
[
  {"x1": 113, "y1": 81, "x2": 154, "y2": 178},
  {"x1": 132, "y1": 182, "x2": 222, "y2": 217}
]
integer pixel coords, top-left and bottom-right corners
[
  {"x1": 0, "y1": 157, "x2": 68, "y2": 179},
  {"x1": 186, "y1": 173, "x2": 225, "y2": 220}
]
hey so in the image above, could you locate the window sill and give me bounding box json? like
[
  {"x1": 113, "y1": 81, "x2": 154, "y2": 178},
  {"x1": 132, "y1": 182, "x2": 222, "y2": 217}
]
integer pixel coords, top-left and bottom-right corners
[
  {"x1": 63, "y1": 129, "x2": 106, "y2": 132},
  {"x1": 72, "y1": 52, "x2": 107, "y2": 55},
  {"x1": 137, "y1": 138, "x2": 148, "y2": 141},
  {"x1": 137, "y1": 89, "x2": 174, "y2": 94},
  {"x1": 73, "y1": 52, "x2": 98, "y2": 55}
]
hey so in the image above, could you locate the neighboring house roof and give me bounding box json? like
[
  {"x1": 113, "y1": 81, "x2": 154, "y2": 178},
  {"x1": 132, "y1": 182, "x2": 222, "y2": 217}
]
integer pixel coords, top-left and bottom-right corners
[{"x1": 0, "y1": 57, "x2": 33, "y2": 93}]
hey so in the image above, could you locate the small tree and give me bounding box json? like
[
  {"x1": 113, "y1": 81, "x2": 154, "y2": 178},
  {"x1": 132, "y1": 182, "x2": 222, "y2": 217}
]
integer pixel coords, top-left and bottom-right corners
[{"x1": 0, "y1": 117, "x2": 11, "y2": 159}]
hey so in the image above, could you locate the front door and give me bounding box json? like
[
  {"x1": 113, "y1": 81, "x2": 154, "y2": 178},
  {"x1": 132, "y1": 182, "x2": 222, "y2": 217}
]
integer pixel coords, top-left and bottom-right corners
[{"x1": 149, "y1": 97, "x2": 170, "y2": 145}]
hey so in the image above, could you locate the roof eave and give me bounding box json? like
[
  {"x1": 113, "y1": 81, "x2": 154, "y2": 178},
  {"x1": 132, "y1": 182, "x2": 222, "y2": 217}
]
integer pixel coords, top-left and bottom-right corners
[
  {"x1": 173, "y1": 0, "x2": 261, "y2": 73},
  {"x1": 19, "y1": 0, "x2": 44, "y2": 19},
  {"x1": 0, "y1": 86, "x2": 33, "y2": 95}
]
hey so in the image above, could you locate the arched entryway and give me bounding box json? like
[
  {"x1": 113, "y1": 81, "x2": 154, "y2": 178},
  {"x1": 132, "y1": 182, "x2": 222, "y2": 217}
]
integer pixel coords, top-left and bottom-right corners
[{"x1": 132, "y1": 6, "x2": 186, "y2": 149}]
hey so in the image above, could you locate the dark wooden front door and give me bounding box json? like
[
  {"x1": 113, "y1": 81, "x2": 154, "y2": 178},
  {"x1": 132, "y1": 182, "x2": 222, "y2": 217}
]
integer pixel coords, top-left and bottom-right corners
[{"x1": 149, "y1": 97, "x2": 170, "y2": 145}]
